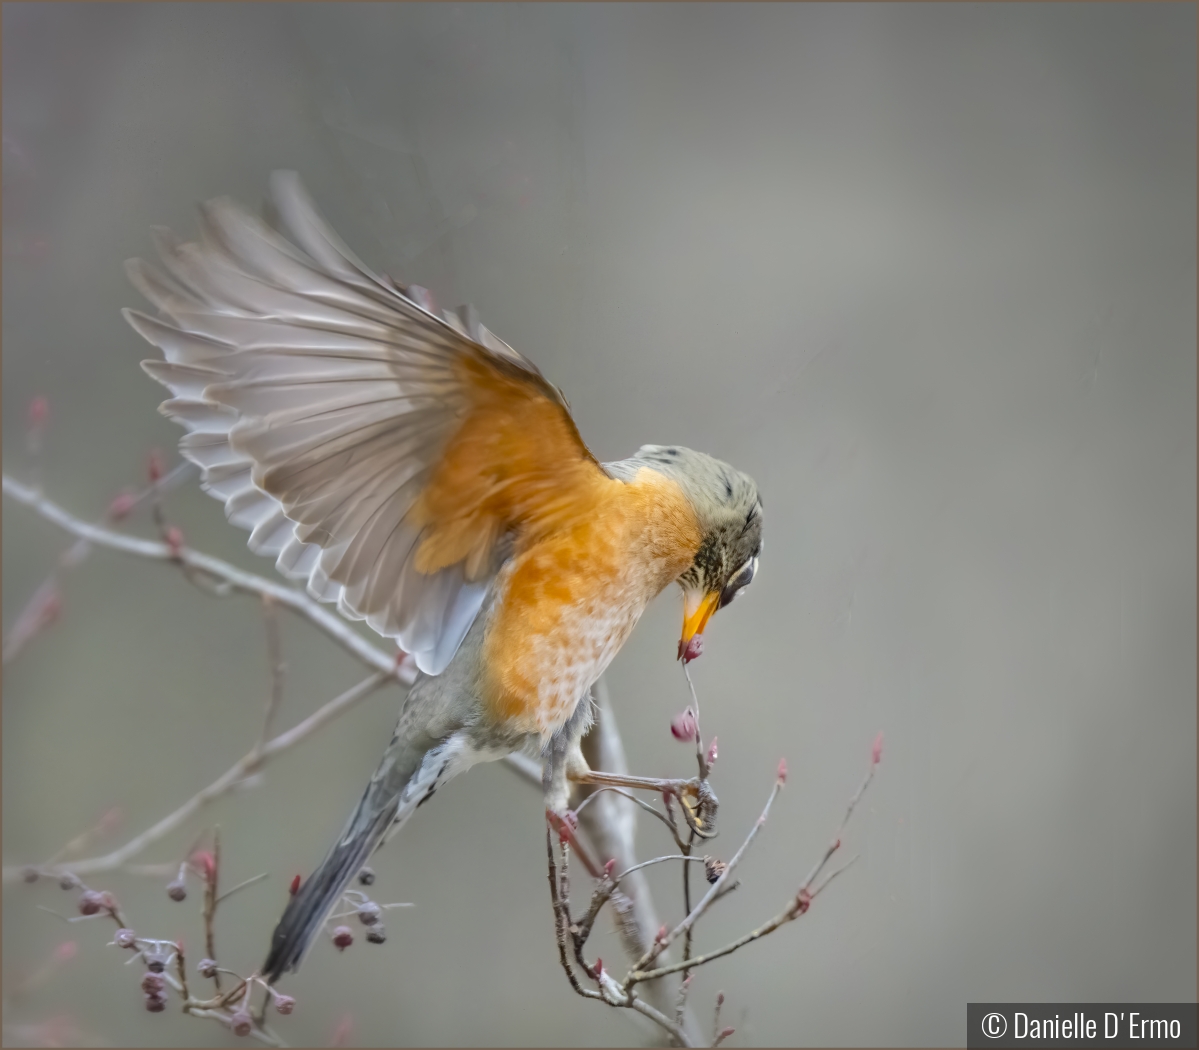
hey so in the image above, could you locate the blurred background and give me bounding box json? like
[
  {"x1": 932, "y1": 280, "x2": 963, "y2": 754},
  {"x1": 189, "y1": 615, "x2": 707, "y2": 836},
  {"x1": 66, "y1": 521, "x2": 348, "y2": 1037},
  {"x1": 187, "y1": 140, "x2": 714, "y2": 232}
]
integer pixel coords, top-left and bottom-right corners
[{"x1": 2, "y1": 3, "x2": 1195, "y2": 1046}]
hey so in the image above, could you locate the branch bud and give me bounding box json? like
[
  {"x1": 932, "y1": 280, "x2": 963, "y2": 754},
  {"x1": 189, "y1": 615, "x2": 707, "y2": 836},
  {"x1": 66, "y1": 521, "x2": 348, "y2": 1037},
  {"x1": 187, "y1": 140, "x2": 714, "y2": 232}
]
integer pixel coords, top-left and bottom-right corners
[
  {"x1": 795, "y1": 887, "x2": 812, "y2": 915},
  {"x1": 146, "y1": 449, "x2": 164, "y2": 485},
  {"x1": 602, "y1": 858, "x2": 616, "y2": 879},
  {"x1": 777, "y1": 757, "x2": 788, "y2": 784},
  {"x1": 670, "y1": 707, "x2": 698, "y2": 742},
  {"x1": 703, "y1": 856, "x2": 728, "y2": 884},
  {"x1": 77, "y1": 890, "x2": 104, "y2": 916},
  {"x1": 357, "y1": 867, "x2": 376, "y2": 886},
  {"x1": 289, "y1": 874, "x2": 301, "y2": 896},
  {"x1": 106, "y1": 490, "x2": 137, "y2": 523},
  {"x1": 230, "y1": 1009, "x2": 253, "y2": 1037},
  {"x1": 706, "y1": 736, "x2": 719, "y2": 767},
  {"x1": 114, "y1": 929, "x2": 137, "y2": 950},
  {"x1": 27, "y1": 396, "x2": 49, "y2": 432},
  {"x1": 871, "y1": 731, "x2": 884, "y2": 766}
]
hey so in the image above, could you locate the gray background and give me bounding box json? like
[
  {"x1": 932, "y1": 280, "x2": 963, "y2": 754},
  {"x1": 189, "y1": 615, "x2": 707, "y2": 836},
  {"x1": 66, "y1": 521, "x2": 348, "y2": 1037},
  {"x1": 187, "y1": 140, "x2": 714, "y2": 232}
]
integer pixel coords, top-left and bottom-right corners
[{"x1": 3, "y1": 3, "x2": 1194, "y2": 1046}]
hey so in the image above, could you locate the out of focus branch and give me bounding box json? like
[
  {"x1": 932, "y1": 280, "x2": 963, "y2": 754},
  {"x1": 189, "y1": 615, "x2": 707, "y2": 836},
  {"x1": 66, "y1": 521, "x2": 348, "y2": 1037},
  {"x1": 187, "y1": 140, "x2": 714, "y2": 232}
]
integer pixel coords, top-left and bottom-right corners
[
  {"x1": 3, "y1": 474, "x2": 409, "y2": 681},
  {"x1": 2, "y1": 672, "x2": 393, "y2": 883}
]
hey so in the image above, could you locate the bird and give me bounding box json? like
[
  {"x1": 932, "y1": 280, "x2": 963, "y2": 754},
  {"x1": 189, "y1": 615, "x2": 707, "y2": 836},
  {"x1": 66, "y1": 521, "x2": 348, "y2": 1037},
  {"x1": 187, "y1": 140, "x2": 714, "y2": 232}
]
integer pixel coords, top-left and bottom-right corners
[{"x1": 123, "y1": 171, "x2": 763, "y2": 983}]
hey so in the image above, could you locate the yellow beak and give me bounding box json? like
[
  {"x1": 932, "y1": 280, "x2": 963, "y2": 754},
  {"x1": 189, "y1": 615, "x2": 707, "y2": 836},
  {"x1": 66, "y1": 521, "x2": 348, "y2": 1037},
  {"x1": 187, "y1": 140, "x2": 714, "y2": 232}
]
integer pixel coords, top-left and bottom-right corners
[{"x1": 679, "y1": 589, "x2": 720, "y2": 662}]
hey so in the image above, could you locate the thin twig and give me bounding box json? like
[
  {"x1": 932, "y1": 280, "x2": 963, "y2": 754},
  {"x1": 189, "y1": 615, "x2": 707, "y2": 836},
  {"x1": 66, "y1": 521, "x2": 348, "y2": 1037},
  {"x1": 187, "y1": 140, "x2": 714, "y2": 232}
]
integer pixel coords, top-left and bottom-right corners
[
  {"x1": 629, "y1": 767, "x2": 786, "y2": 984},
  {"x1": 215, "y1": 872, "x2": 270, "y2": 904},
  {"x1": 3, "y1": 673, "x2": 391, "y2": 882},
  {"x1": 258, "y1": 596, "x2": 286, "y2": 746},
  {"x1": 3, "y1": 475, "x2": 413, "y2": 684}
]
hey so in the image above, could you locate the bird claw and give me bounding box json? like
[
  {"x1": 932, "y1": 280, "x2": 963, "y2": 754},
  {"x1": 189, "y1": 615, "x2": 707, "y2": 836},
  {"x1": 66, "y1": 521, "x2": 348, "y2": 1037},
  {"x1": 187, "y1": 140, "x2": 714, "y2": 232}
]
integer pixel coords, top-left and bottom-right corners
[{"x1": 567, "y1": 769, "x2": 719, "y2": 838}]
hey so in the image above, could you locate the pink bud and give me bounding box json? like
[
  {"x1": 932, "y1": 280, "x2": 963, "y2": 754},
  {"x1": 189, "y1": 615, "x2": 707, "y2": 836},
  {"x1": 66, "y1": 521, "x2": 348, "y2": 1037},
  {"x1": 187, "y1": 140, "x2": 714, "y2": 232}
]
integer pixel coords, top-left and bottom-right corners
[
  {"x1": 871, "y1": 732, "x2": 884, "y2": 766},
  {"x1": 718, "y1": 1026, "x2": 736, "y2": 1042},
  {"x1": 229, "y1": 1009, "x2": 253, "y2": 1037},
  {"x1": 670, "y1": 708, "x2": 697, "y2": 742},
  {"x1": 706, "y1": 737, "x2": 719, "y2": 767},
  {"x1": 603, "y1": 858, "x2": 616, "y2": 878},
  {"x1": 166, "y1": 526, "x2": 184, "y2": 557},
  {"x1": 97, "y1": 807, "x2": 123, "y2": 834},
  {"x1": 146, "y1": 449, "x2": 164, "y2": 485},
  {"x1": 716, "y1": 991, "x2": 725, "y2": 1007},
  {"x1": 53, "y1": 941, "x2": 77, "y2": 963},
  {"x1": 795, "y1": 887, "x2": 812, "y2": 915},
  {"x1": 190, "y1": 850, "x2": 215, "y2": 882},
  {"x1": 777, "y1": 758, "x2": 788, "y2": 784},
  {"x1": 594, "y1": 958, "x2": 603, "y2": 979},
  {"x1": 654, "y1": 924, "x2": 668, "y2": 945},
  {"x1": 289, "y1": 874, "x2": 301, "y2": 897},
  {"x1": 330, "y1": 1014, "x2": 354, "y2": 1048},
  {"x1": 679, "y1": 635, "x2": 704, "y2": 663},
  {"x1": 275, "y1": 994, "x2": 296, "y2": 1016},
  {"x1": 331, "y1": 926, "x2": 354, "y2": 951},
  {"x1": 107, "y1": 490, "x2": 137, "y2": 522},
  {"x1": 28, "y1": 396, "x2": 49, "y2": 431}
]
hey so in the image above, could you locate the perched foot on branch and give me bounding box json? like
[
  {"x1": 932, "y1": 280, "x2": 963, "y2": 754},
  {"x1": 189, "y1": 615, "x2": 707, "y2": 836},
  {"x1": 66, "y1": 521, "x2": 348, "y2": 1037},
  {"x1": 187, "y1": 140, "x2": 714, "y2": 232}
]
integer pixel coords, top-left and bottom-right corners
[{"x1": 568, "y1": 768, "x2": 719, "y2": 838}]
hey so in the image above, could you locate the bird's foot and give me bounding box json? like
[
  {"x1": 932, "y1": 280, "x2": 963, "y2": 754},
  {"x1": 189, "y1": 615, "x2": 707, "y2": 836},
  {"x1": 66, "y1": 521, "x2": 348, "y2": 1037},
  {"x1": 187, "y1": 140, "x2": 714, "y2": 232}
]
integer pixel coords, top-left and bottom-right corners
[{"x1": 568, "y1": 768, "x2": 719, "y2": 838}]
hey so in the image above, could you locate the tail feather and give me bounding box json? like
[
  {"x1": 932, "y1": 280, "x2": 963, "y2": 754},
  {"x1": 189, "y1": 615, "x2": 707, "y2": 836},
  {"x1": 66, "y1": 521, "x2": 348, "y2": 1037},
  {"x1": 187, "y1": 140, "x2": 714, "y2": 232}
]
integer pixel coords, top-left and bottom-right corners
[
  {"x1": 262, "y1": 785, "x2": 397, "y2": 982},
  {"x1": 262, "y1": 726, "x2": 455, "y2": 982}
]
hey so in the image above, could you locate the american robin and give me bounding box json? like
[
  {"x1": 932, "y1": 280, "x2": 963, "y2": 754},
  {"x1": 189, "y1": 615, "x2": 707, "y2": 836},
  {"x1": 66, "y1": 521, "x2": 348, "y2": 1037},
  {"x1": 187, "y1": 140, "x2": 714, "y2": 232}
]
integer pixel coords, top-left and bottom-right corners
[{"x1": 124, "y1": 172, "x2": 763, "y2": 982}]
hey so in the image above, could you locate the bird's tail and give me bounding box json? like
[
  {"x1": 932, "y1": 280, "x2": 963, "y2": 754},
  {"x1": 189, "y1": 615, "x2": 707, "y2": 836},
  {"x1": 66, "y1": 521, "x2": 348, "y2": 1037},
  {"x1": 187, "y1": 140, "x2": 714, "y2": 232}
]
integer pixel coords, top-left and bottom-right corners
[{"x1": 262, "y1": 728, "x2": 452, "y2": 983}]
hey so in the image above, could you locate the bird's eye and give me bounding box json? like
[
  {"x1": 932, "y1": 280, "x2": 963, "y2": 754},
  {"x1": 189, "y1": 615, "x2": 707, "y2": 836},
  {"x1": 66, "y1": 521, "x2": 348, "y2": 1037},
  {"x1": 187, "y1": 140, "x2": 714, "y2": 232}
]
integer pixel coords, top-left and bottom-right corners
[{"x1": 718, "y1": 556, "x2": 757, "y2": 609}]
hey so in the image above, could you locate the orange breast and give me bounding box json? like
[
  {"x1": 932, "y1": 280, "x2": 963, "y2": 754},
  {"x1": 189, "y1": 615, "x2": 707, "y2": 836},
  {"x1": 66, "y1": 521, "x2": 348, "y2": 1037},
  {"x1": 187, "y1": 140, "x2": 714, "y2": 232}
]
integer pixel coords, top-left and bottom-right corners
[{"x1": 480, "y1": 468, "x2": 701, "y2": 738}]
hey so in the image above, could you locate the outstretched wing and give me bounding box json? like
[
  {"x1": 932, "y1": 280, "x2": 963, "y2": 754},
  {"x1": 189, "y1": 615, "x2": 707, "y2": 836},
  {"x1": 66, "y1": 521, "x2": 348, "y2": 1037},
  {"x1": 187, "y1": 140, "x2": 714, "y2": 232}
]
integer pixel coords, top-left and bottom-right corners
[{"x1": 124, "y1": 171, "x2": 609, "y2": 674}]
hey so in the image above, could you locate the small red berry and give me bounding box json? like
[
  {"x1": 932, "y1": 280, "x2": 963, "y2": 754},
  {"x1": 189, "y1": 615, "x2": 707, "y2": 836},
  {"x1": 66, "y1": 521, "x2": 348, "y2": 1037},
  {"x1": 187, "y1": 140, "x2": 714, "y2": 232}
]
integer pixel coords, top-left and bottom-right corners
[
  {"x1": 141, "y1": 972, "x2": 166, "y2": 995},
  {"x1": 331, "y1": 926, "x2": 353, "y2": 951},
  {"x1": 145, "y1": 993, "x2": 167, "y2": 1013},
  {"x1": 356, "y1": 901, "x2": 382, "y2": 926},
  {"x1": 166, "y1": 879, "x2": 187, "y2": 902},
  {"x1": 78, "y1": 890, "x2": 104, "y2": 916},
  {"x1": 289, "y1": 873, "x2": 301, "y2": 896},
  {"x1": 114, "y1": 929, "x2": 137, "y2": 950},
  {"x1": 274, "y1": 994, "x2": 296, "y2": 1015}
]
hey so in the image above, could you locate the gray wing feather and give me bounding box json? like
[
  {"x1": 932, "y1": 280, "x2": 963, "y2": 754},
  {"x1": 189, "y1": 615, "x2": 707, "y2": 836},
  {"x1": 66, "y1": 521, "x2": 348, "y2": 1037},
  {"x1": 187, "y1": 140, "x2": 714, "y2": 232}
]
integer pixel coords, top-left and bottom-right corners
[{"x1": 124, "y1": 173, "x2": 541, "y2": 674}]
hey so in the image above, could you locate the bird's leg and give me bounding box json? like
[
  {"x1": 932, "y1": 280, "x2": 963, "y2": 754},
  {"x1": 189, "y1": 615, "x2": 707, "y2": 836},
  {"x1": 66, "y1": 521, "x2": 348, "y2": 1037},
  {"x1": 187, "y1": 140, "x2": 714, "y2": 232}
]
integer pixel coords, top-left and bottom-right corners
[{"x1": 567, "y1": 760, "x2": 719, "y2": 839}]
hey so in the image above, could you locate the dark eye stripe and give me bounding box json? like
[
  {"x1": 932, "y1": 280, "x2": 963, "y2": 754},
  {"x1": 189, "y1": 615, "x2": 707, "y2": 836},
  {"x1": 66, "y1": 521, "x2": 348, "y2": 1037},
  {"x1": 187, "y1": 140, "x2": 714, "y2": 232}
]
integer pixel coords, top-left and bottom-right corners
[{"x1": 718, "y1": 556, "x2": 757, "y2": 609}]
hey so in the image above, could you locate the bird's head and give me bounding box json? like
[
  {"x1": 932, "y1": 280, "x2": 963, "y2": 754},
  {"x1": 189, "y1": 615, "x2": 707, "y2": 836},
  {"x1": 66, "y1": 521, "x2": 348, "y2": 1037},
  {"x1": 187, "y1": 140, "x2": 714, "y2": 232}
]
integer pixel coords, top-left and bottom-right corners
[{"x1": 620, "y1": 445, "x2": 762, "y2": 663}]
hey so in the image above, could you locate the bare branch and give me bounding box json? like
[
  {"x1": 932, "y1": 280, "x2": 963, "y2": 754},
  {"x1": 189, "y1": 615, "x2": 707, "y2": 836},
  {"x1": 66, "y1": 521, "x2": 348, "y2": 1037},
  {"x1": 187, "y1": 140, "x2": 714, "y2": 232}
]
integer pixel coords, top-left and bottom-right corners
[
  {"x1": 2, "y1": 673, "x2": 392, "y2": 882},
  {"x1": 3, "y1": 474, "x2": 412, "y2": 683}
]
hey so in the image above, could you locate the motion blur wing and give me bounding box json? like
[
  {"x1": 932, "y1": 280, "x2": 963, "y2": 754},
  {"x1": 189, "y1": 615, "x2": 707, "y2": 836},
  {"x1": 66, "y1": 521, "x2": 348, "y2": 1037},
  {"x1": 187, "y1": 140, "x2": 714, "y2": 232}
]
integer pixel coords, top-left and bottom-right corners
[{"x1": 125, "y1": 172, "x2": 607, "y2": 674}]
